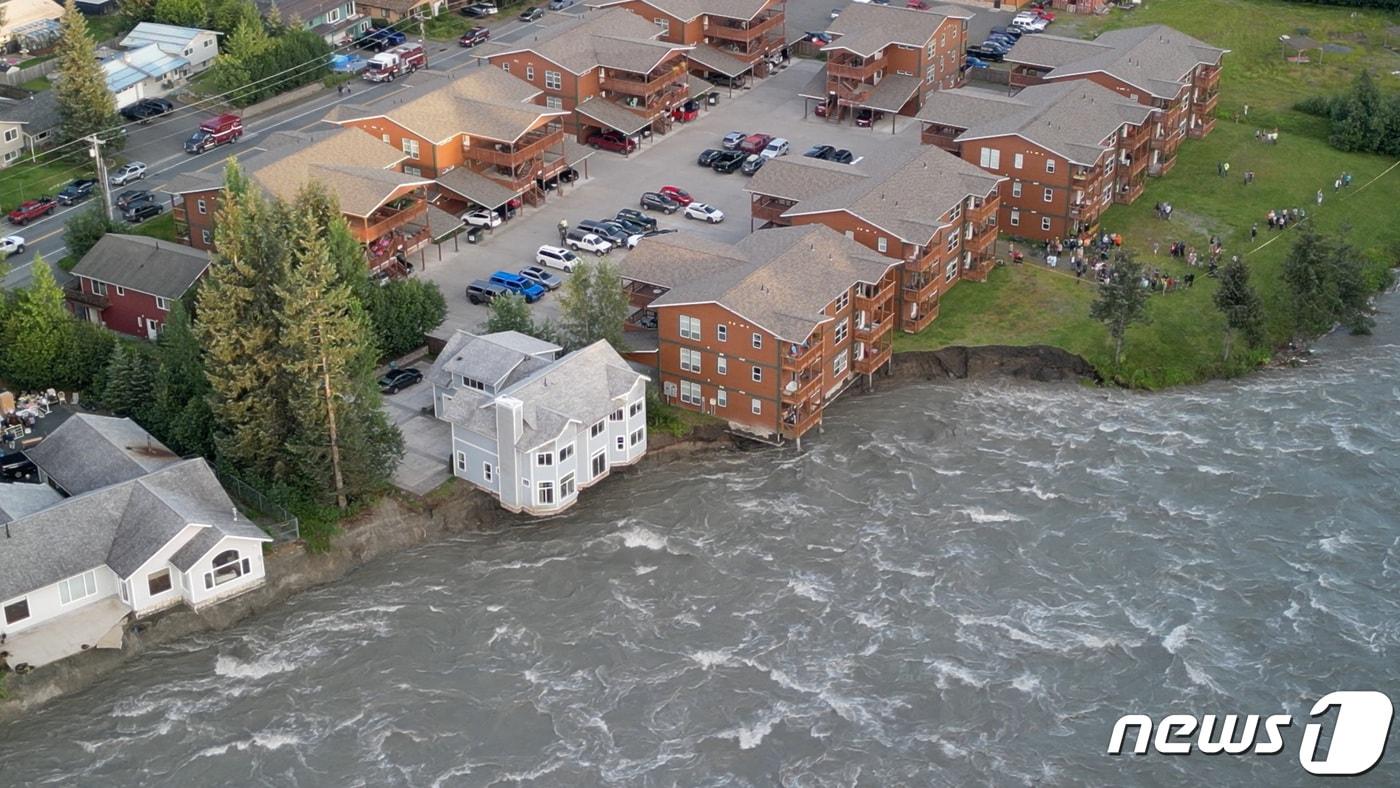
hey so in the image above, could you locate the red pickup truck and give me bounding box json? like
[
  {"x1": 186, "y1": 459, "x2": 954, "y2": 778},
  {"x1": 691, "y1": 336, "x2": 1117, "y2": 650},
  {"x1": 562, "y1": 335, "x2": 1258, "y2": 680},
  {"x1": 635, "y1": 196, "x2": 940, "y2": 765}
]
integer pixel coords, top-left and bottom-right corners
[{"x1": 7, "y1": 197, "x2": 58, "y2": 225}]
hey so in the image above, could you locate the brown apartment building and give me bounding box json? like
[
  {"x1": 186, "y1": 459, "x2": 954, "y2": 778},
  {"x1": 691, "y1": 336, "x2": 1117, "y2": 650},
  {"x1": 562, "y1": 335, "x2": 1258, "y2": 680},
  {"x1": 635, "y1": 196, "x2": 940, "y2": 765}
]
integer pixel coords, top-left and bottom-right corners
[
  {"x1": 918, "y1": 81, "x2": 1153, "y2": 243},
  {"x1": 585, "y1": 0, "x2": 786, "y2": 84},
  {"x1": 168, "y1": 127, "x2": 437, "y2": 274},
  {"x1": 747, "y1": 146, "x2": 1004, "y2": 335},
  {"x1": 477, "y1": 8, "x2": 701, "y2": 144},
  {"x1": 622, "y1": 225, "x2": 899, "y2": 446},
  {"x1": 1003, "y1": 25, "x2": 1227, "y2": 175},
  {"x1": 799, "y1": 3, "x2": 970, "y2": 127},
  {"x1": 326, "y1": 68, "x2": 575, "y2": 212}
]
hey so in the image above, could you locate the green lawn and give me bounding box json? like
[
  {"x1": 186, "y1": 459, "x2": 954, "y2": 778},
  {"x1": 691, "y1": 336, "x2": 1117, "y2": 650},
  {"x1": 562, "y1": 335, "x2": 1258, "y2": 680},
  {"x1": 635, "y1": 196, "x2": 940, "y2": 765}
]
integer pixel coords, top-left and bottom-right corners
[
  {"x1": 0, "y1": 160, "x2": 94, "y2": 214},
  {"x1": 129, "y1": 212, "x2": 178, "y2": 242},
  {"x1": 898, "y1": 0, "x2": 1400, "y2": 388},
  {"x1": 20, "y1": 77, "x2": 51, "y2": 92}
]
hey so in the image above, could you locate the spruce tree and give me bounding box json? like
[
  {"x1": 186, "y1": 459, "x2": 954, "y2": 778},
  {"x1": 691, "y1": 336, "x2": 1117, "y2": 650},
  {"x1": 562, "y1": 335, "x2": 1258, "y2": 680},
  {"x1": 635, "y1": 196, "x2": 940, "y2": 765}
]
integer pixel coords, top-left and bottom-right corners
[
  {"x1": 152, "y1": 0, "x2": 204, "y2": 27},
  {"x1": 1089, "y1": 253, "x2": 1151, "y2": 368},
  {"x1": 557, "y1": 259, "x2": 629, "y2": 351},
  {"x1": 153, "y1": 301, "x2": 214, "y2": 457},
  {"x1": 2, "y1": 259, "x2": 75, "y2": 390},
  {"x1": 1327, "y1": 235, "x2": 1374, "y2": 335},
  {"x1": 1212, "y1": 257, "x2": 1264, "y2": 362},
  {"x1": 1281, "y1": 225, "x2": 1338, "y2": 341},
  {"x1": 102, "y1": 343, "x2": 155, "y2": 422},
  {"x1": 54, "y1": 0, "x2": 123, "y2": 149}
]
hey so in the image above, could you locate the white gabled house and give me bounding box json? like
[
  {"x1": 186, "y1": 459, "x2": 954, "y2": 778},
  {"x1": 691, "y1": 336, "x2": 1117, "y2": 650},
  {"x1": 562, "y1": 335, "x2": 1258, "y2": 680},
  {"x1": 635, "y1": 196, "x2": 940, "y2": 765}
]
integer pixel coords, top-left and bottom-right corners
[
  {"x1": 0, "y1": 415, "x2": 270, "y2": 672},
  {"x1": 430, "y1": 331, "x2": 649, "y2": 516}
]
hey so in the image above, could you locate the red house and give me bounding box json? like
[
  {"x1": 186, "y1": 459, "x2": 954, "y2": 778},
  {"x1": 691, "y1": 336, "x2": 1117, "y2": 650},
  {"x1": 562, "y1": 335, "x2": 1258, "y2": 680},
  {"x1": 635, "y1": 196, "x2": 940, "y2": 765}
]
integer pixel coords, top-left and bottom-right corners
[{"x1": 65, "y1": 234, "x2": 210, "y2": 339}]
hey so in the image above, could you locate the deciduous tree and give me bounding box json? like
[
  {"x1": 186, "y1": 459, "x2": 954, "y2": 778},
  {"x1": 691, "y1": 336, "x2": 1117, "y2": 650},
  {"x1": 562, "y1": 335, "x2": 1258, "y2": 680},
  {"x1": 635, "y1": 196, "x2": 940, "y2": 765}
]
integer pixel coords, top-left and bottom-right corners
[
  {"x1": 152, "y1": 0, "x2": 205, "y2": 27},
  {"x1": 557, "y1": 259, "x2": 629, "y2": 351},
  {"x1": 1089, "y1": 253, "x2": 1151, "y2": 367}
]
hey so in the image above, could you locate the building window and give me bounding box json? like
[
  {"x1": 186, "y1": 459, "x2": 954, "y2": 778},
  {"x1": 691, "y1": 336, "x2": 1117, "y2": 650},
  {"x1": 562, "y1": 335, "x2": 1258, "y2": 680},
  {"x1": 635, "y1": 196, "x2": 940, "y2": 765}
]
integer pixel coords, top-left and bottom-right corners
[
  {"x1": 1041, "y1": 217, "x2": 1052, "y2": 232},
  {"x1": 1013, "y1": 153, "x2": 1023, "y2": 169},
  {"x1": 210, "y1": 549, "x2": 247, "y2": 586},
  {"x1": 717, "y1": 388, "x2": 727, "y2": 408},
  {"x1": 1009, "y1": 209, "x2": 1020, "y2": 227},
  {"x1": 115, "y1": 285, "x2": 126, "y2": 296},
  {"x1": 835, "y1": 291, "x2": 849, "y2": 311},
  {"x1": 402, "y1": 138, "x2": 419, "y2": 158},
  {"x1": 716, "y1": 324, "x2": 727, "y2": 342},
  {"x1": 751, "y1": 366, "x2": 762, "y2": 383},
  {"x1": 679, "y1": 347, "x2": 701, "y2": 373},
  {"x1": 979, "y1": 147, "x2": 1000, "y2": 169},
  {"x1": 611, "y1": 408, "x2": 623, "y2": 421},
  {"x1": 1045, "y1": 159, "x2": 1056, "y2": 173},
  {"x1": 1043, "y1": 187, "x2": 1053, "y2": 203},
  {"x1": 2, "y1": 128, "x2": 16, "y2": 143},
  {"x1": 678, "y1": 314, "x2": 701, "y2": 340},
  {"x1": 326, "y1": 7, "x2": 340, "y2": 22},
  {"x1": 751, "y1": 332, "x2": 762, "y2": 349},
  {"x1": 538, "y1": 481, "x2": 555, "y2": 505},
  {"x1": 876, "y1": 237, "x2": 887, "y2": 253},
  {"x1": 148, "y1": 570, "x2": 172, "y2": 596},
  {"x1": 590, "y1": 451, "x2": 606, "y2": 478},
  {"x1": 834, "y1": 317, "x2": 848, "y2": 344},
  {"x1": 382, "y1": 133, "x2": 391, "y2": 145},
  {"x1": 950, "y1": 203, "x2": 962, "y2": 221},
  {"x1": 155, "y1": 296, "x2": 170, "y2": 311},
  {"x1": 946, "y1": 260, "x2": 958, "y2": 282},
  {"x1": 453, "y1": 451, "x2": 466, "y2": 472},
  {"x1": 751, "y1": 398, "x2": 762, "y2": 415},
  {"x1": 201, "y1": 229, "x2": 212, "y2": 245},
  {"x1": 483, "y1": 462, "x2": 494, "y2": 482},
  {"x1": 526, "y1": 65, "x2": 535, "y2": 81},
  {"x1": 1011, "y1": 181, "x2": 1022, "y2": 198},
  {"x1": 4, "y1": 598, "x2": 30, "y2": 624},
  {"x1": 629, "y1": 402, "x2": 642, "y2": 417},
  {"x1": 545, "y1": 95, "x2": 563, "y2": 110},
  {"x1": 58, "y1": 570, "x2": 98, "y2": 605},
  {"x1": 560, "y1": 474, "x2": 576, "y2": 497},
  {"x1": 545, "y1": 70, "x2": 561, "y2": 90},
  {"x1": 559, "y1": 444, "x2": 574, "y2": 462},
  {"x1": 717, "y1": 355, "x2": 727, "y2": 375},
  {"x1": 90, "y1": 280, "x2": 108, "y2": 296},
  {"x1": 536, "y1": 451, "x2": 553, "y2": 466},
  {"x1": 196, "y1": 199, "x2": 207, "y2": 214},
  {"x1": 501, "y1": 63, "x2": 510, "y2": 73},
  {"x1": 655, "y1": 17, "x2": 669, "y2": 35},
  {"x1": 679, "y1": 379, "x2": 701, "y2": 405},
  {"x1": 590, "y1": 420, "x2": 606, "y2": 437},
  {"x1": 616, "y1": 435, "x2": 625, "y2": 450},
  {"x1": 833, "y1": 351, "x2": 847, "y2": 377},
  {"x1": 630, "y1": 428, "x2": 644, "y2": 446},
  {"x1": 946, "y1": 233, "x2": 959, "y2": 252},
  {"x1": 403, "y1": 165, "x2": 422, "y2": 177}
]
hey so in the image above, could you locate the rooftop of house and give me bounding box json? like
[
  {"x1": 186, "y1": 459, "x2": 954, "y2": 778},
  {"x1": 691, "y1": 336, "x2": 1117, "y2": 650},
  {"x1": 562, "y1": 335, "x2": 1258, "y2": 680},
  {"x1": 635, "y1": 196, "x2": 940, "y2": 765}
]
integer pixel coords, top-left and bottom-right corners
[
  {"x1": 0, "y1": 90, "x2": 60, "y2": 131},
  {"x1": 119, "y1": 21, "x2": 218, "y2": 55},
  {"x1": 254, "y1": 0, "x2": 347, "y2": 25},
  {"x1": 748, "y1": 145, "x2": 1004, "y2": 244},
  {"x1": 103, "y1": 43, "x2": 189, "y2": 92},
  {"x1": 822, "y1": 3, "x2": 968, "y2": 59},
  {"x1": 0, "y1": 0, "x2": 62, "y2": 37},
  {"x1": 434, "y1": 334, "x2": 644, "y2": 452},
  {"x1": 324, "y1": 67, "x2": 566, "y2": 145},
  {"x1": 476, "y1": 8, "x2": 693, "y2": 75},
  {"x1": 1004, "y1": 24, "x2": 1227, "y2": 100},
  {"x1": 584, "y1": 0, "x2": 774, "y2": 22},
  {"x1": 622, "y1": 224, "x2": 898, "y2": 343},
  {"x1": 70, "y1": 234, "x2": 210, "y2": 300},
  {"x1": 916, "y1": 81, "x2": 1154, "y2": 166},
  {"x1": 430, "y1": 330, "x2": 561, "y2": 392},
  {"x1": 166, "y1": 128, "x2": 431, "y2": 217},
  {"x1": 26, "y1": 414, "x2": 183, "y2": 497},
  {"x1": 0, "y1": 482, "x2": 64, "y2": 526}
]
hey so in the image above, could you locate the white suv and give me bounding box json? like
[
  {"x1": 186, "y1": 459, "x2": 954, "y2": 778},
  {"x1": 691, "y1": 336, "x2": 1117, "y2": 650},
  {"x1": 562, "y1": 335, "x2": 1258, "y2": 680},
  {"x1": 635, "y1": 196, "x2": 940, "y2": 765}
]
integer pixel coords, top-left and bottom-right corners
[
  {"x1": 536, "y1": 244, "x2": 580, "y2": 272},
  {"x1": 761, "y1": 137, "x2": 790, "y2": 159}
]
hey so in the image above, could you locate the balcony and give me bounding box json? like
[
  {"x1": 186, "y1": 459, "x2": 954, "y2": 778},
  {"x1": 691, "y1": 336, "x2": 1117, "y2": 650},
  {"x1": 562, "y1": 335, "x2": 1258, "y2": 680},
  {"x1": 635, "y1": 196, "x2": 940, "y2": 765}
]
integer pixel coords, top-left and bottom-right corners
[
  {"x1": 1008, "y1": 65, "x2": 1048, "y2": 89},
  {"x1": 1197, "y1": 65, "x2": 1221, "y2": 88},
  {"x1": 464, "y1": 125, "x2": 563, "y2": 169},
  {"x1": 366, "y1": 224, "x2": 430, "y2": 271},
  {"x1": 1115, "y1": 178, "x2": 1145, "y2": 205},
  {"x1": 1190, "y1": 114, "x2": 1216, "y2": 139},
  {"x1": 853, "y1": 281, "x2": 895, "y2": 318},
  {"x1": 64, "y1": 280, "x2": 109, "y2": 310},
  {"x1": 751, "y1": 195, "x2": 794, "y2": 226},
  {"x1": 352, "y1": 197, "x2": 427, "y2": 244},
  {"x1": 782, "y1": 337, "x2": 822, "y2": 370},
  {"x1": 902, "y1": 272, "x2": 940, "y2": 305},
  {"x1": 826, "y1": 53, "x2": 887, "y2": 82},
  {"x1": 969, "y1": 220, "x2": 997, "y2": 251},
  {"x1": 968, "y1": 197, "x2": 996, "y2": 227},
  {"x1": 1071, "y1": 165, "x2": 1103, "y2": 182},
  {"x1": 901, "y1": 299, "x2": 938, "y2": 334},
  {"x1": 780, "y1": 402, "x2": 823, "y2": 440},
  {"x1": 600, "y1": 63, "x2": 688, "y2": 99},
  {"x1": 853, "y1": 315, "x2": 893, "y2": 344},
  {"x1": 781, "y1": 367, "x2": 822, "y2": 404},
  {"x1": 705, "y1": 12, "x2": 783, "y2": 44},
  {"x1": 853, "y1": 340, "x2": 892, "y2": 375},
  {"x1": 627, "y1": 280, "x2": 667, "y2": 309}
]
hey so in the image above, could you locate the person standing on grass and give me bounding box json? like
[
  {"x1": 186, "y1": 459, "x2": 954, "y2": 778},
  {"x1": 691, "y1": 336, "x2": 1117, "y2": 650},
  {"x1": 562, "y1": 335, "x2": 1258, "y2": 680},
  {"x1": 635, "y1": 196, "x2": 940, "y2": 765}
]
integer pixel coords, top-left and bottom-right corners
[
  {"x1": 1316, "y1": 190, "x2": 1324, "y2": 205},
  {"x1": 1250, "y1": 223, "x2": 1258, "y2": 241}
]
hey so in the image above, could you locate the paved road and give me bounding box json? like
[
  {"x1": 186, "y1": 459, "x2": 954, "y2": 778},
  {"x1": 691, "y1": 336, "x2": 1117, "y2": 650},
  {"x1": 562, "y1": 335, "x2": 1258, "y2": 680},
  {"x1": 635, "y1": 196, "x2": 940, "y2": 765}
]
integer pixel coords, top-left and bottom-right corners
[{"x1": 0, "y1": 16, "x2": 548, "y2": 291}]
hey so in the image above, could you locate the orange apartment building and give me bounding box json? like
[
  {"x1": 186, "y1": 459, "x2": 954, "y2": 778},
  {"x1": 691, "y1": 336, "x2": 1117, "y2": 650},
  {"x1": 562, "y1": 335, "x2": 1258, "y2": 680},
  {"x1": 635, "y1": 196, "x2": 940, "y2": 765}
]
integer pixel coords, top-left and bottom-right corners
[
  {"x1": 1003, "y1": 25, "x2": 1226, "y2": 176},
  {"x1": 584, "y1": 0, "x2": 786, "y2": 84},
  {"x1": 326, "y1": 68, "x2": 576, "y2": 212},
  {"x1": 917, "y1": 81, "x2": 1153, "y2": 243},
  {"x1": 621, "y1": 226, "x2": 899, "y2": 446},
  {"x1": 167, "y1": 127, "x2": 436, "y2": 274},
  {"x1": 477, "y1": 8, "x2": 701, "y2": 145},
  {"x1": 799, "y1": 3, "x2": 970, "y2": 127},
  {"x1": 746, "y1": 146, "x2": 1004, "y2": 335}
]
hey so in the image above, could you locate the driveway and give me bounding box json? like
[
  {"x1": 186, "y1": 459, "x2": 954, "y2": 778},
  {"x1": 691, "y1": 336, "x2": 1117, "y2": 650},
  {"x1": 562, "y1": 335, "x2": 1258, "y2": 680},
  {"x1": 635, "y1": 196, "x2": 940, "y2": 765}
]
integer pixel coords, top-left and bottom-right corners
[{"x1": 381, "y1": 381, "x2": 452, "y2": 495}]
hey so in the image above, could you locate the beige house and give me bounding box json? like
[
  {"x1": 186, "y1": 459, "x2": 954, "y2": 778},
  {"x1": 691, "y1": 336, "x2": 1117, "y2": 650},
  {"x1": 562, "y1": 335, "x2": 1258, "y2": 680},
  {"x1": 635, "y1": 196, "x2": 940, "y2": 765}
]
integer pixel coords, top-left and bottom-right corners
[{"x1": 0, "y1": 91, "x2": 60, "y2": 168}]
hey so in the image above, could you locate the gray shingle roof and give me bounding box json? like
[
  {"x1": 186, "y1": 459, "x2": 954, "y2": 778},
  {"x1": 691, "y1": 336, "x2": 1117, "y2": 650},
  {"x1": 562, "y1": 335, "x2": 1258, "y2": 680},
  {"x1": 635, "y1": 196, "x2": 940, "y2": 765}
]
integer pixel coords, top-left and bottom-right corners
[
  {"x1": 586, "y1": 0, "x2": 772, "y2": 22},
  {"x1": 622, "y1": 225, "x2": 898, "y2": 342},
  {"x1": 917, "y1": 81, "x2": 1153, "y2": 166},
  {"x1": 822, "y1": 3, "x2": 967, "y2": 58},
  {"x1": 479, "y1": 8, "x2": 691, "y2": 75},
  {"x1": 1006, "y1": 25, "x2": 1227, "y2": 100},
  {"x1": 428, "y1": 331, "x2": 559, "y2": 391},
  {"x1": 861, "y1": 73, "x2": 922, "y2": 113},
  {"x1": 0, "y1": 482, "x2": 63, "y2": 525},
  {"x1": 0, "y1": 91, "x2": 60, "y2": 132},
  {"x1": 69, "y1": 233, "x2": 210, "y2": 300},
  {"x1": 687, "y1": 44, "x2": 750, "y2": 77},
  {"x1": 748, "y1": 145, "x2": 1004, "y2": 244},
  {"x1": 26, "y1": 414, "x2": 182, "y2": 496},
  {"x1": 435, "y1": 167, "x2": 519, "y2": 209},
  {"x1": 575, "y1": 97, "x2": 654, "y2": 135},
  {"x1": 242, "y1": 128, "x2": 429, "y2": 217}
]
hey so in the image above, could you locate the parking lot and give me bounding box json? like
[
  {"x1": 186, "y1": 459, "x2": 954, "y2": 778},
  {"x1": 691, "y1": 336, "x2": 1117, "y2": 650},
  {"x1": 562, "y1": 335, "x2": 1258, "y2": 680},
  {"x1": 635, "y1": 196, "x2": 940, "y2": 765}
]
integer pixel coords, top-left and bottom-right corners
[{"x1": 420, "y1": 58, "x2": 932, "y2": 340}]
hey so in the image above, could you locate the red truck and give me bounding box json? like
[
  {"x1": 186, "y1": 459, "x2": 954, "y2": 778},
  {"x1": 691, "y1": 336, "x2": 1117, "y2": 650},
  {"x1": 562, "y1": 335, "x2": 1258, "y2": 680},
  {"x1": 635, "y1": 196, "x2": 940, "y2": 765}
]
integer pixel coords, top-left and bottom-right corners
[
  {"x1": 7, "y1": 197, "x2": 58, "y2": 225},
  {"x1": 184, "y1": 114, "x2": 243, "y2": 154},
  {"x1": 362, "y1": 43, "x2": 426, "y2": 83}
]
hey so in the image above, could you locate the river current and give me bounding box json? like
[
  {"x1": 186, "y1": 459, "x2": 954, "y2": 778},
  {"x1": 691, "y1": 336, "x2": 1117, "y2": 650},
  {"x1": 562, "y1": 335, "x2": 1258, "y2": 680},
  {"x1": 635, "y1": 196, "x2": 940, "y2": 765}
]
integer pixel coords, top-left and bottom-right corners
[{"x1": 3, "y1": 300, "x2": 1399, "y2": 786}]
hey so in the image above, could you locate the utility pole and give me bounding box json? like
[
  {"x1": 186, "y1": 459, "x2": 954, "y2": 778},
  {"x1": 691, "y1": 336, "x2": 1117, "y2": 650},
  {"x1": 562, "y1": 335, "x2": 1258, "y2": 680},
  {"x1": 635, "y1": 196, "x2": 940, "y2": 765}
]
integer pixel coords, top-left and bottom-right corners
[
  {"x1": 88, "y1": 134, "x2": 113, "y2": 222},
  {"x1": 312, "y1": 323, "x2": 348, "y2": 510}
]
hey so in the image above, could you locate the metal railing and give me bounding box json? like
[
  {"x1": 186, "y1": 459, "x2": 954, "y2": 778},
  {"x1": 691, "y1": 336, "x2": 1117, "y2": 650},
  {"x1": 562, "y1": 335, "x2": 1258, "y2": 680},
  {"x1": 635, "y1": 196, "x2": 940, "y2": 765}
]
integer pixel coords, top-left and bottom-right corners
[{"x1": 216, "y1": 469, "x2": 300, "y2": 543}]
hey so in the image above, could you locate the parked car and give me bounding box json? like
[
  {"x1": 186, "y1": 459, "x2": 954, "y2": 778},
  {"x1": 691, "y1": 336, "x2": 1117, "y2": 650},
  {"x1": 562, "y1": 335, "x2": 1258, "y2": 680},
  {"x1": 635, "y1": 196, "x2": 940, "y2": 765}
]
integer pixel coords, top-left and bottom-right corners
[
  {"x1": 564, "y1": 228, "x2": 613, "y2": 256},
  {"x1": 356, "y1": 27, "x2": 407, "y2": 50},
  {"x1": 518, "y1": 266, "x2": 563, "y2": 291},
  {"x1": 741, "y1": 154, "x2": 766, "y2": 175},
  {"x1": 115, "y1": 189, "x2": 154, "y2": 210},
  {"x1": 697, "y1": 148, "x2": 724, "y2": 166},
  {"x1": 588, "y1": 130, "x2": 637, "y2": 153},
  {"x1": 964, "y1": 56, "x2": 990, "y2": 70},
  {"x1": 123, "y1": 201, "x2": 163, "y2": 223},
  {"x1": 805, "y1": 31, "x2": 834, "y2": 45},
  {"x1": 830, "y1": 7, "x2": 841, "y2": 18},
  {"x1": 519, "y1": 7, "x2": 544, "y2": 22},
  {"x1": 906, "y1": 0, "x2": 928, "y2": 7},
  {"x1": 579, "y1": 219, "x2": 631, "y2": 246},
  {"x1": 466, "y1": 279, "x2": 509, "y2": 304},
  {"x1": 119, "y1": 97, "x2": 174, "y2": 122},
  {"x1": 710, "y1": 150, "x2": 747, "y2": 173},
  {"x1": 831, "y1": 149, "x2": 855, "y2": 164},
  {"x1": 738, "y1": 133, "x2": 773, "y2": 154},
  {"x1": 761, "y1": 137, "x2": 790, "y2": 158},
  {"x1": 611, "y1": 214, "x2": 651, "y2": 235},
  {"x1": 614, "y1": 208, "x2": 657, "y2": 230},
  {"x1": 1011, "y1": 14, "x2": 1049, "y2": 32},
  {"x1": 1024, "y1": 5, "x2": 1054, "y2": 20},
  {"x1": 549, "y1": 0, "x2": 576, "y2": 8},
  {"x1": 462, "y1": 207, "x2": 503, "y2": 227},
  {"x1": 537, "y1": 245, "x2": 580, "y2": 272},
  {"x1": 56, "y1": 178, "x2": 96, "y2": 206},
  {"x1": 966, "y1": 45, "x2": 1005, "y2": 62},
  {"x1": 7, "y1": 197, "x2": 56, "y2": 225},
  {"x1": 558, "y1": 167, "x2": 579, "y2": 184},
  {"x1": 0, "y1": 452, "x2": 37, "y2": 481},
  {"x1": 986, "y1": 32, "x2": 1017, "y2": 48},
  {"x1": 659, "y1": 185, "x2": 693, "y2": 205},
  {"x1": 989, "y1": 25, "x2": 1023, "y2": 41},
  {"x1": 978, "y1": 38, "x2": 1011, "y2": 54},
  {"x1": 804, "y1": 144, "x2": 836, "y2": 159},
  {"x1": 462, "y1": 2, "x2": 496, "y2": 16},
  {"x1": 684, "y1": 202, "x2": 724, "y2": 223},
  {"x1": 459, "y1": 27, "x2": 490, "y2": 47},
  {"x1": 640, "y1": 191, "x2": 680, "y2": 213},
  {"x1": 378, "y1": 367, "x2": 423, "y2": 394},
  {"x1": 671, "y1": 100, "x2": 699, "y2": 123},
  {"x1": 855, "y1": 108, "x2": 885, "y2": 128},
  {"x1": 109, "y1": 161, "x2": 147, "y2": 187},
  {"x1": 490, "y1": 271, "x2": 546, "y2": 302},
  {"x1": 722, "y1": 131, "x2": 747, "y2": 150},
  {"x1": 0, "y1": 235, "x2": 25, "y2": 259}
]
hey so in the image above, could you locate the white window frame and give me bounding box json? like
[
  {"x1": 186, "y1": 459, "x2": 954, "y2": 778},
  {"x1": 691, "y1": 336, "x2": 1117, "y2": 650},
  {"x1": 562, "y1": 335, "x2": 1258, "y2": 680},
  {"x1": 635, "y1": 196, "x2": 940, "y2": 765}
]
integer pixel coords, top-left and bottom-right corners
[
  {"x1": 3, "y1": 598, "x2": 30, "y2": 625},
  {"x1": 201, "y1": 229, "x2": 212, "y2": 245},
  {"x1": 483, "y1": 462, "x2": 494, "y2": 482},
  {"x1": 876, "y1": 237, "x2": 887, "y2": 253},
  {"x1": 456, "y1": 451, "x2": 466, "y2": 471},
  {"x1": 833, "y1": 352, "x2": 847, "y2": 376},
  {"x1": 1045, "y1": 159, "x2": 1056, "y2": 173},
  {"x1": 679, "y1": 379, "x2": 702, "y2": 405},
  {"x1": 559, "y1": 444, "x2": 574, "y2": 462},
  {"x1": 835, "y1": 291, "x2": 849, "y2": 311},
  {"x1": 1043, "y1": 187, "x2": 1054, "y2": 203},
  {"x1": 945, "y1": 233, "x2": 958, "y2": 253},
  {"x1": 58, "y1": 570, "x2": 98, "y2": 606},
  {"x1": 526, "y1": 65, "x2": 535, "y2": 81},
  {"x1": 1009, "y1": 209, "x2": 1020, "y2": 227},
  {"x1": 678, "y1": 314, "x2": 701, "y2": 340},
  {"x1": 1041, "y1": 216, "x2": 1052, "y2": 232},
  {"x1": 538, "y1": 481, "x2": 555, "y2": 505},
  {"x1": 544, "y1": 70, "x2": 562, "y2": 90},
  {"x1": 156, "y1": 296, "x2": 170, "y2": 311},
  {"x1": 590, "y1": 420, "x2": 606, "y2": 437},
  {"x1": 590, "y1": 451, "x2": 606, "y2": 478},
  {"x1": 1013, "y1": 152, "x2": 1024, "y2": 169},
  {"x1": 834, "y1": 317, "x2": 848, "y2": 344},
  {"x1": 717, "y1": 388, "x2": 727, "y2": 408},
  {"x1": 545, "y1": 95, "x2": 564, "y2": 110},
  {"x1": 751, "y1": 332, "x2": 762, "y2": 349},
  {"x1": 114, "y1": 285, "x2": 126, "y2": 296},
  {"x1": 945, "y1": 260, "x2": 958, "y2": 282},
  {"x1": 560, "y1": 473, "x2": 576, "y2": 497},
  {"x1": 536, "y1": 451, "x2": 554, "y2": 466},
  {"x1": 979, "y1": 147, "x2": 1000, "y2": 169},
  {"x1": 402, "y1": 138, "x2": 419, "y2": 158},
  {"x1": 679, "y1": 347, "x2": 701, "y2": 373},
  {"x1": 751, "y1": 398, "x2": 762, "y2": 415},
  {"x1": 655, "y1": 17, "x2": 669, "y2": 34},
  {"x1": 716, "y1": 355, "x2": 727, "y2": 375},
  {"x1": 630, "y1": 428, "x2": 644, "y2": 446},
  {"x1": 716, "y1": 324, "x2": 727, "y2": 342},
  {"x1": 196, "y1": 199, "x2": 207, "y2": 214},
  {"x1": 91, "y1": 280, "x2": 108, "y2": 296},
  {"x1": 751, "y1": 366, "x2": 762, "y2": 383},
  {"x1": 1011, "y1": 181, "x2": 1022, "y2": 198}
]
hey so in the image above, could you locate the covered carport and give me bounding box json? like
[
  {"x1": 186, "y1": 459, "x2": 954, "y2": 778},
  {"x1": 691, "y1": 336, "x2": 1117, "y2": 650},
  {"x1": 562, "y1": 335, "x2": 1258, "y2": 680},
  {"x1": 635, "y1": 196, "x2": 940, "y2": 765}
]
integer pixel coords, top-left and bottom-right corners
[
  {"x1": 687, "y1": 44, "x2": 753, "y2": 97},
  {"x1": 575, "y1": 98, "x2": 658, "y2": 153},
  {"x1": 860, "y1": 74, "x2": 922, "y2": 134}
]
